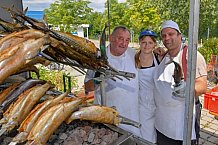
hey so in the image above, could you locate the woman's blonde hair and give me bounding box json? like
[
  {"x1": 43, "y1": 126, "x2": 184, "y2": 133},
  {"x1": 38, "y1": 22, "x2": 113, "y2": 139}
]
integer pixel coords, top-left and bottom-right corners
[{"x1": 135, "y1": 35, "x2": 157, "y2": 68}]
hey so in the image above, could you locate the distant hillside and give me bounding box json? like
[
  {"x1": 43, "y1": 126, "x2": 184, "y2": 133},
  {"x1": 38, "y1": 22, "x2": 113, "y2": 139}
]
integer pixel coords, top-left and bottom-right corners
[{"x1": 26, "y1": 11, "x2": 44, "y2": 20}]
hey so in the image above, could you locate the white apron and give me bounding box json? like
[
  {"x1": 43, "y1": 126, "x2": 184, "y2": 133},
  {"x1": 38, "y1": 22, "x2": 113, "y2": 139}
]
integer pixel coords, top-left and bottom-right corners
[
  {"x1": 138, "y1": 53, "x2": 158, "y2": 143},
  {"x1": 94, "y1": 46, "x2": 140, "y2": 136},
  {"x1": 153, "y1": 53, "x2": 196, "y2": 140}
]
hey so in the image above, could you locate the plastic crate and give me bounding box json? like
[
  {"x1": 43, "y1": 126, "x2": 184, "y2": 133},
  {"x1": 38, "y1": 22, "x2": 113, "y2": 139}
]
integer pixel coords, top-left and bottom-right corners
[{"x1": 204, "y1": 92, "x2": 218, "y2": 116}]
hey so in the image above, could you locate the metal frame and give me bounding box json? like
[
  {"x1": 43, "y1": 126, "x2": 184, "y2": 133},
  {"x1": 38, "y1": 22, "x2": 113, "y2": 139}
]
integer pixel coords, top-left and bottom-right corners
[{"x1": 183, "y1": 0, "x2": 200, "y2": 144}]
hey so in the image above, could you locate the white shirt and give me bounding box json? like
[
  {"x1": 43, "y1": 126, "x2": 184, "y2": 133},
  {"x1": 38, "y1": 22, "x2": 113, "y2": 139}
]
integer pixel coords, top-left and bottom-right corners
[{"x1": 85, "y1": 45, "x2": 140, "y2": 136}]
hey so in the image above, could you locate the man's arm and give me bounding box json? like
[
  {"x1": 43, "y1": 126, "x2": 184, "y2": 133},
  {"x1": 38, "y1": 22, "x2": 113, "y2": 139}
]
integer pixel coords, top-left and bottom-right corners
[
  {"x1": 84, "y1": 80, "x2": 95, "y2": 93},
  {"x1": 84, "y1": 70, "x2": 96, "y2": 93},
  {"x1": 195, "y1": 76, "x2": 207, "y2": 97}
]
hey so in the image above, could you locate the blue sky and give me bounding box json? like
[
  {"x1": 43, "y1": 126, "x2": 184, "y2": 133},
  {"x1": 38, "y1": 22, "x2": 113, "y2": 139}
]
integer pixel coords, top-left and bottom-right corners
[{"x1": 23, "y1": 0, "x2": 126, "y2": 12}]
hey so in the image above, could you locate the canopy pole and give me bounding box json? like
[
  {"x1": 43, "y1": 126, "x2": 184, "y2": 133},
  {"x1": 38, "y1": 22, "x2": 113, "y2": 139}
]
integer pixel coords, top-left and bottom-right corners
[{"x1": 183, "y1": 0, "x2": 200, "y2": 144}]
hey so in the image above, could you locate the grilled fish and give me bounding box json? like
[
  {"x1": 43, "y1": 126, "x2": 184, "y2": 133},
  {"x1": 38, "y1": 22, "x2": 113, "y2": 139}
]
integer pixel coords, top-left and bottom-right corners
[
  {"x1": 0, "y1": 83, "x2": 19, "y2": 104},
  {"x1": 0, "y1": 79, "x2": 46, "y2": 116},
  {"x1": 65, "y1": 105, "x2": 120, "y2": 126},
  {"x1": 27, "y1": 98, "x2": 82, "y2": 145},
  {"x1": 12, "y1": 92, "x2": 67, "y2": 144},
  {"x1": 0, "y1": 29, "x2": 45, "y2": 53},
  {"x1": 0, "y1": 33, "x2": 50, "y2": 84},
  {"x1": 0, "y1": 83, "x2": 53, "y2": 133}
]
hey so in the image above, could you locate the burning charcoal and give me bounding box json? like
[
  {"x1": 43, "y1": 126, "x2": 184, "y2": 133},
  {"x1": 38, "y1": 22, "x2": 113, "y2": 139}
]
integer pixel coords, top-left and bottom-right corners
[
  {"x1": 100, "y1": 141, "x2": 107, "y2": 145},
  {"x1": 83, "y1": 125, "x2": 92, "y2": 133},
  {"x1": 59, "y1": 132, "x2": 68, "y2": 140},
  {"x1": 112, "y1": 132, "x2": 119, "y2": 140},
  {"x1": 70, "y1": 135, "x2": 83, "y2": 145},
  {"x1": 57, "y1": 139, "x2": 64, "y2": 144},
  {"x1": 83, "y1": 142, "x2": 89, "y2": 145},
  {"x1": 97, "y1": 128, "x2": 106, "y2": 138},
  {"x1": 78, "y1": 129, "x2": 86, "y2": 138},
  {"x1": 87, "y1": 132, "x2": 95, "y2": 143},
  {"x1": 92, "y1": 138, "x2": 101, "y2": 144},
  {"x1": 102, "y1": 134, "x2": 112, "y2": 143}
]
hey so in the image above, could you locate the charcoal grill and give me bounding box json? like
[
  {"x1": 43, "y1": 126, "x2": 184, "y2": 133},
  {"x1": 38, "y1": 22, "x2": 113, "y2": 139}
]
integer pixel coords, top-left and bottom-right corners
[{"x1": 105, "y1": 124, "x2": 155, "y2": 145}]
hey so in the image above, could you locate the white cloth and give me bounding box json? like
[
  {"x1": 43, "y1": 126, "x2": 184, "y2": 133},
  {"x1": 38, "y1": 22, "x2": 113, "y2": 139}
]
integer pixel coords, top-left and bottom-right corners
[
  {"x1": 86, "y1": 46, "x2": 140, "y2": 136},
  {"x1": 153, "y1": 47, "x2": 207, "y2": 140},
  {"x1": 138, "y1": 53, "x2": 158, "y2": 143}
]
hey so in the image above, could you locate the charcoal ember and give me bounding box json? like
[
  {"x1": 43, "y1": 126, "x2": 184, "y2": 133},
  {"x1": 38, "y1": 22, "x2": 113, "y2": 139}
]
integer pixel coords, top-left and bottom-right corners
[
  {"x1": 100, "y1": 141, "x2": 107, "y2": 145},
  {"x1": 112, "y1": 132, "x2": 119, "y2": 140},
  {"x1": 96, "y1": 128, "x2": 106, "y2": 138},
  {"x1": 82, "y1": 142, "x2": 89, "y2": 145},
  {"x1": 92, "y1": 138, "x2": 101, "y2": 144},
  {"x1": 47, "y1": 120, "x2": 121, "y2": 145},
  {"x1": 102, "y1": 134, "x2": 113, "y2": 144},
  {"x1": 59, "y1": 133, "x2": 68, "y2": 140},
  {"x1": 87, "y1": 132, "x2": 95, "y2": 143},
  {"x1": 83, "y1": 125, "x2": 92, "y2": 133},
  {"x1": 69, "y1": 135, "x2": 83, "y2": 145}
]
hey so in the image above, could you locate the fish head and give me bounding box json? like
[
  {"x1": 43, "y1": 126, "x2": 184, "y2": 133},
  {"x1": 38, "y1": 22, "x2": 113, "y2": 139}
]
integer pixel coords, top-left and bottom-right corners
[{"x1": 172, "y1": 61, "x2": 183, "y2": 86}]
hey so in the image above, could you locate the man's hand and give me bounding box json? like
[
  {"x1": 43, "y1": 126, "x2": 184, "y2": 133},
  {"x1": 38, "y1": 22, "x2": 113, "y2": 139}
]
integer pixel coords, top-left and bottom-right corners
[
  {"x1": 153, "y1": 47, "x2": 167, "y2": 56},
  {"x1": 172, "y1": 80, "x2": 186, "y2": 101}
]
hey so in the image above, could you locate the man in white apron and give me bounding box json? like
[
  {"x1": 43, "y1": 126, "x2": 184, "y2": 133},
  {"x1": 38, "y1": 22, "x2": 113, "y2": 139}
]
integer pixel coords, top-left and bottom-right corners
[
  {"x1": 153, "y1": 20, "x2": 207, "y2": 145},
  {"x1": 85, "y1": 26, "x2": 140, "y2": 136}
]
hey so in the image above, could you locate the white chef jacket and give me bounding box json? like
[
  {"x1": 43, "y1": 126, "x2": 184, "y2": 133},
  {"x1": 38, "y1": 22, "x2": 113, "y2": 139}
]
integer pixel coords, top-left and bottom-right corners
[
  {"x1": 153, "y1": 46, "x2": 207, "y2": 140},
  {"x1": 85, "y1": 45, "x2": 140, "y2": 136},
  {"x1": 138, "y1": 53, "x2": 158, "y2": 143}
]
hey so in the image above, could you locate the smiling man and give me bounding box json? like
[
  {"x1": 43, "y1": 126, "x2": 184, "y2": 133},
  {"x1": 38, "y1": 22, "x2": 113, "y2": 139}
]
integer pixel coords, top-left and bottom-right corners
[
  {"x1": 85, "y1": 26, "x2": 140, "y2": 137},
  {"x1": 153, "y1": 20, "x2": 207, "y2": 145}
]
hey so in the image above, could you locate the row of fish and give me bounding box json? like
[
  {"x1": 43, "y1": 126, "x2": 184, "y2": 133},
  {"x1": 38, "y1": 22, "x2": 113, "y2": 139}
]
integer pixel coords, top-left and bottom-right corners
[
  {"x1": 0, "y1": 7, "x2": 115, "y2": 83},
  {"x1": 0, "y1": 79, "x2": 120, "y2": 145}
]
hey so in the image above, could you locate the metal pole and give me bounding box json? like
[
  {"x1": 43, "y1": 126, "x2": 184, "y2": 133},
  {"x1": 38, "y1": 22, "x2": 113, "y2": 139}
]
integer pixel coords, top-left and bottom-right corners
[
  {"x1": 86, "y1": 27, "x2": 89, "y2": 39},
  {"x1": 207, "y1": 27, "x2": 210, "y2": 40},
  {"x1": 100, "y1": 74, "x2": 106, "y2": 105},
  {"x1": 183, "y1": 0, "x2": 200, "y2": 144},
  {"x1": 107, "y1": 0, "x2": 110, "y2": 35}
]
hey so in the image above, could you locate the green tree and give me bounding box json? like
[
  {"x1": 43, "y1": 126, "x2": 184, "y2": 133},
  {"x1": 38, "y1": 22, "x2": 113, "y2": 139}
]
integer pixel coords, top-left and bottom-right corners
[
  {"x1": 199, "y1": 0, "x2": 218, "y2": 39},
  {"x1": 198, "y1": 38, "x2": 218, "y2": 63},
  {"x1": 44, "y1": 0, "x2": 92, "y2": 32},
  {"x1": 87, "y1": 12, "x2": 107, "y2": 39},
  {"x1": 124, "y1": 0, "x2": 160, "y2": 34}
]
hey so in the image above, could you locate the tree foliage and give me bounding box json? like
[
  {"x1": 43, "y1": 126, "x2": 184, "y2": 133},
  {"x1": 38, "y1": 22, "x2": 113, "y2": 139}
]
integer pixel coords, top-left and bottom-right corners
[
  {"x1": 198, "y1": 38, "x2": 218, "y2": 63},
  {"x1": 44, "y1": 0, "x2": 92, "y2": 32},
  {"x1": 44, "y1": 0, "x2": 218, "y2": 40}
]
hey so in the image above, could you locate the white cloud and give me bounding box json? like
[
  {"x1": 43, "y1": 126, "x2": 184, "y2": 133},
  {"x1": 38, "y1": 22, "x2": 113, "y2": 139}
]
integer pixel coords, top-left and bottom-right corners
[
  {"x1": 23, "y1": 0, "x2": 126, "y2": 12},
  {"x1": 23, "y1": 0, "x2": 107, "y2": 12}
]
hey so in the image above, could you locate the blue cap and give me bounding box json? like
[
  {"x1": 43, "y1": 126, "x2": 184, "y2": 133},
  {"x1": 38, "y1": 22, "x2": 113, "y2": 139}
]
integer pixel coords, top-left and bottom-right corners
[{"x1": 138, "y1": 29, "x2": 157, "y2": 40}]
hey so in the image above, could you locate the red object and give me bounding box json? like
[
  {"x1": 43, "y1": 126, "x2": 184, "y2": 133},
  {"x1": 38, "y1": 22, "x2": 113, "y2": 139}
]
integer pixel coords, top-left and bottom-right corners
[{"x1": 204, "y1": 87, "x2": 218, "y2": 116}]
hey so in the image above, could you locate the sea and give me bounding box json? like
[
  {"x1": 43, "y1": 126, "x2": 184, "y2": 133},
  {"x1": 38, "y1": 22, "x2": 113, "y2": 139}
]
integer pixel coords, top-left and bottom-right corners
[{"x1": 26, "y1": 11, "x2": 44, "y2": 21}]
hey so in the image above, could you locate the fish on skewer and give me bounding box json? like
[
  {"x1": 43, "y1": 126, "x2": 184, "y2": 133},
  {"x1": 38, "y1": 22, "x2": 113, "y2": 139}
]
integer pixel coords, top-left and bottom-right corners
[
  {"x1": 26, "y1": 98, "x2": 82, "y2": 145},
  {"x1": 0, "y1": 83, "x2": 19, "y2": 104},
  {"x1": 65, "y1": 105, "x2": 120, "y2": 126},
  {"x1": 0, "y1": 29, "x2": 45, "y2": 53},
  {"x1": 11, "y1": 92, "x2": 67, "y2": 144},
  {"x1": 0, "y1": 82, "x2": 53, "y2": 136},
  {"x1": 0, "y1": 31, "x2": 50, "y2": 84},
  {"x1": 0, "y1": 79, "x2": 46, "y2": 117},
  {"x1": 48, "y1": 37, "x2": 107, "y2": 69},
  {"x1": 65, "y1": 105, "x2": 141, "y2": 128},
  {"x1": 0, "y1": 17, "x2": 27, "y2": 33},
  {"x1": 13, "y1": 56, "x2": 51, "y2": 78}
]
